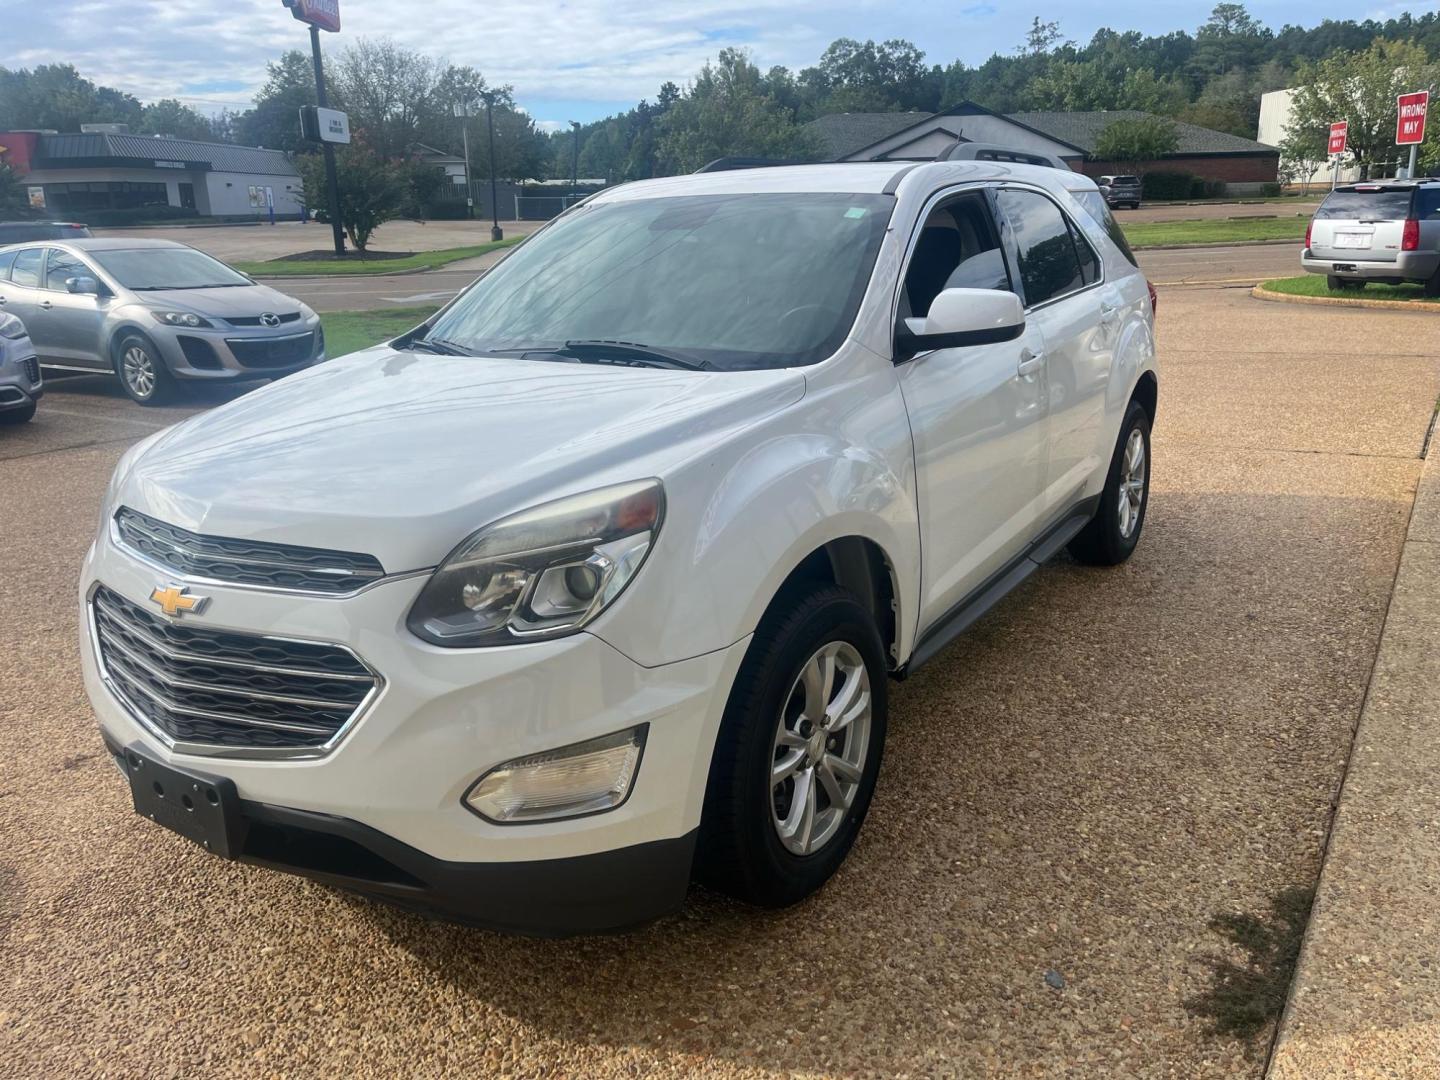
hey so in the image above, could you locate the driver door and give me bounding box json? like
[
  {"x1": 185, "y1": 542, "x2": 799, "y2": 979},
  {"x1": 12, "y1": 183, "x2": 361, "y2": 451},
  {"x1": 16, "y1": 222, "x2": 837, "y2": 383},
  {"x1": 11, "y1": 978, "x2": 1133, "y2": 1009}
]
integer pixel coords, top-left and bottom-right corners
[{"x1": 894, "y1": 188, "x2": 1048, "y2": 635}]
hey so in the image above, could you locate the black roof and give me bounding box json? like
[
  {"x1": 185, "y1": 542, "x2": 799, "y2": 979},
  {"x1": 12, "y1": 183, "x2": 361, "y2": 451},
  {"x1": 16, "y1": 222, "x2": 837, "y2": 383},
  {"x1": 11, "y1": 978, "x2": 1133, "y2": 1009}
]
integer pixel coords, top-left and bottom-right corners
[{"x1": 34, "y1": 133, "x2": 299, "y2": 176}]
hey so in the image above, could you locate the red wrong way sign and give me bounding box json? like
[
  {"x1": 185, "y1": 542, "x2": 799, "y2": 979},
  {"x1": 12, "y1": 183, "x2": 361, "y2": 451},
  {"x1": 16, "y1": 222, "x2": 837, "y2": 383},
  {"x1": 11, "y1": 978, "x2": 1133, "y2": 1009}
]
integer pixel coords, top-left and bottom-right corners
[
  {"x1": 1397, "y1": 90, "x2": 1429, "y2": 146},
  {"x1": 1328, "y1": 121, "x2": 1348, "y2": 156}
]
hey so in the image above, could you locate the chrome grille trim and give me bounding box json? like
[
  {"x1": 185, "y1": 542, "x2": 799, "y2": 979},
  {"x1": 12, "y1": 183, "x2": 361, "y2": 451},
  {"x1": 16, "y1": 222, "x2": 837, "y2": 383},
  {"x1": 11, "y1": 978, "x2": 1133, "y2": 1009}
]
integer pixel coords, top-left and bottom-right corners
[
  {"x1": 113, "y1": 507, "x2": 386, "y2": 596},
  {"x1": 89, "y1": 585, "x2": 383, "y2": 759}
]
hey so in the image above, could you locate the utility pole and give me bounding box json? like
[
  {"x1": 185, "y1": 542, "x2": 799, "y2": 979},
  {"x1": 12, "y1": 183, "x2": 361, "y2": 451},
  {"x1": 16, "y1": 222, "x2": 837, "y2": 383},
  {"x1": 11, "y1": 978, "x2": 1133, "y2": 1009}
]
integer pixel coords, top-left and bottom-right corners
[
  {"x1": 570, "y1": 121, "x2": 581, "y2": 208},
  {"x1": 454, "y1": 103, "x2": 474, "y2": 219},
  {"x1": 308, "y1": 24, "x2": 345, "y2": 256},
  {"x1": 484, "y1": 93, "x2": 502, "y2": 241}
]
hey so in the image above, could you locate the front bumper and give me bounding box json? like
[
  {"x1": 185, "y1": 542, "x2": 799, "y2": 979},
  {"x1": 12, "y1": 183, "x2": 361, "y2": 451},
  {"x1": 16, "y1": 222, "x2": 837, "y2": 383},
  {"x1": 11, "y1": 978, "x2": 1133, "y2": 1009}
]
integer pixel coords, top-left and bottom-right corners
[
  {"x1": 80, "y1": 530, "x2": 750, "y2": 932},
  {"x1": 148, "y1": 318, "x2": 326, "y2": 380},
  {"x1": 1302, "y1": 250, "x2": 1440, "y2": 281},
  {"x1": 0, "y1": 352, "x2": 43, "y2": 411}
]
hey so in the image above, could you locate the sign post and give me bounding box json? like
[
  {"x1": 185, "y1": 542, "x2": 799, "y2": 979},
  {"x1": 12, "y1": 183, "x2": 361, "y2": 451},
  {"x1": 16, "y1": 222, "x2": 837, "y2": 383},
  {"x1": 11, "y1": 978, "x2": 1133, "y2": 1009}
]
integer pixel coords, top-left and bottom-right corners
[
  {"x1": 1396, "y1": 90, "x2": 1429, "y2": 180},
  {"x1": 1327, "y1": 121, "x2": 1348, "y2": 189},
  {"x1": 282, "y1": 0, "x2": 345, "y2": 255}
]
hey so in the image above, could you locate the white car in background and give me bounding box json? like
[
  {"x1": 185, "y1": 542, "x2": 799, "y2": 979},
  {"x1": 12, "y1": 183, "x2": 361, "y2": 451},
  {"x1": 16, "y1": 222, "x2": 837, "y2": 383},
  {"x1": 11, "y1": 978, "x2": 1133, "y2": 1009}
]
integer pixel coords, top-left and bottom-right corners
[{"x1": 81, "y1": 158, "x2": 1158, "y2": 934}]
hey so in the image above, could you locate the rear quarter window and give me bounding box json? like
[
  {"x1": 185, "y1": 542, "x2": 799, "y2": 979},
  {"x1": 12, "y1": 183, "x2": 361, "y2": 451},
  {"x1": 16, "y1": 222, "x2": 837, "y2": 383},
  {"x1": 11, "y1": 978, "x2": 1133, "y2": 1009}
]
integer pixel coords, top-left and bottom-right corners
[
  {"x1": 1074, "y1": 191, "x2": 1139, "y2": 268},
  {"x1": 1314, "y1": 190, "x2": 1414, "y2": 220}
]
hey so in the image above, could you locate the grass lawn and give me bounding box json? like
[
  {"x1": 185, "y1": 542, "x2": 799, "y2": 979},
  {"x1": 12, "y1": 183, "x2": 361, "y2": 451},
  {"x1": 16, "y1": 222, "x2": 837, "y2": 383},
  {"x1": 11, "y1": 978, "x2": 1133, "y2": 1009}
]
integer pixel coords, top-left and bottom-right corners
[
  {"x1": 322, "y1": 305, "x2": 441, "y2": 357},
  {"x1": 237, "y1": 236, "x2": 523, "y2": 277},
  {"x1": 1123, "y1": 216, "x2": 1307, "y2": 248},
  {"x1": 1257, "y1": 275, "x2": 1440, "y2": 304}
]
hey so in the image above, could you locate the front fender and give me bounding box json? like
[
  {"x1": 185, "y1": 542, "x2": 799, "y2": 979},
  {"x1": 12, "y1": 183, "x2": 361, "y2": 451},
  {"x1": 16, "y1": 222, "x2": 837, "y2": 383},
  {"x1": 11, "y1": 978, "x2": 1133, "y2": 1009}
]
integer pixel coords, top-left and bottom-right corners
[{"x1": 590, "y1": 350, "x2": 919, "y2": 669}]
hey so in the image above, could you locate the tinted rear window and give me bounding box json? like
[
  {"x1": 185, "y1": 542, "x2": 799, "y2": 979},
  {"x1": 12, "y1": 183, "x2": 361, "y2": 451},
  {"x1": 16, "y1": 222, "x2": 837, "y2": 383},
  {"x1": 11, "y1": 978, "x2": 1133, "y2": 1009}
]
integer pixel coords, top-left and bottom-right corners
[
  {"x1": 1315, "y1": 190, "x2": 1413, "y2": 220},
  {"x1": 1075, "y1": 191, "x2": 1140, "y2": 267}
]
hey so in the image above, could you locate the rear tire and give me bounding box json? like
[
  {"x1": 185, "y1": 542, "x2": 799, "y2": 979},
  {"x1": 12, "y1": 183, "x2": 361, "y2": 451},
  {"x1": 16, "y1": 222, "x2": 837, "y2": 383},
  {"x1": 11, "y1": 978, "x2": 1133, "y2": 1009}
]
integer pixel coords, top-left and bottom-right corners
[
  {"x1": 0, "y1": 400, "x2": 36, "y2": 425},
  {"x1": 696, "y1": 584, "x2": 888, "y2": 908},
  {"x1": 1069, "y1": 400, "x2": 1151, "y2": 566},
  {"x1": 114, "y1": 332, "x2": 177, "y2": 405}
]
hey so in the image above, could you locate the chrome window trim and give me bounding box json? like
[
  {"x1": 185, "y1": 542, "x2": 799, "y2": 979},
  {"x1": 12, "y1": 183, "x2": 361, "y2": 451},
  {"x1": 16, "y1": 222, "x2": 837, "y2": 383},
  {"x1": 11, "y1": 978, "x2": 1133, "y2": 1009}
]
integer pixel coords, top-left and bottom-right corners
[
  {"x1": 86, "y1": 581, "x2": 386, "y2": 761},
  {"x1": 108, "y1": 513, "x2": 431, "y2": 599}
]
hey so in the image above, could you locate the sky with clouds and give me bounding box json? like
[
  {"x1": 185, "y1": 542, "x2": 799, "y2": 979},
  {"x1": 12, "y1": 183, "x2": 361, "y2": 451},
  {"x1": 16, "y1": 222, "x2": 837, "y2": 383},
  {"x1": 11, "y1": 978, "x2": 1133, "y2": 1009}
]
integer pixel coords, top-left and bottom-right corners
[{"x1": 9, "y1": 0, "x2": 1439, "y2": 128}]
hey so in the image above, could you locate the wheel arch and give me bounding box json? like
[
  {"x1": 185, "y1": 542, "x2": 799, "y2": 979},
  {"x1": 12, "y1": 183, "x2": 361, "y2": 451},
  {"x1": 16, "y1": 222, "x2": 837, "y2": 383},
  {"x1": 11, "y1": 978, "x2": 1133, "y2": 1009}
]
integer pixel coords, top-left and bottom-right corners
[
  {"x1": 763, "y1": 535, "x2": 902, "y2": 671},
  {"x1": 1130, "y1": 368, "x2": 1157, "y2": 423}
]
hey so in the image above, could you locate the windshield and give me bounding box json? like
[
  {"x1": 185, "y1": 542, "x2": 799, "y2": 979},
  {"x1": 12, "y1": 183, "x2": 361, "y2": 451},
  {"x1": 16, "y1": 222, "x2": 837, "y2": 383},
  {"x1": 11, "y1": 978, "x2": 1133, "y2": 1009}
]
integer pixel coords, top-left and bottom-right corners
[
  {"x1": 424, "y1": 192, "x2": 895, "y2": 370},
  {"x1": 1315, "y1": 189, "x2": 1414, "y2": 221},
  {"x1": 90, "y1": 247, "x2": 251, "y2": 289}
]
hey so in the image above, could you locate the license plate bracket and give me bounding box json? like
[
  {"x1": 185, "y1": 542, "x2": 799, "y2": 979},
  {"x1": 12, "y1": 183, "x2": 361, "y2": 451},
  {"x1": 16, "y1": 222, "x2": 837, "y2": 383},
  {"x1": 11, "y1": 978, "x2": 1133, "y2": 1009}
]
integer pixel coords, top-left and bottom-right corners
[{"x1": 122, "y1": 744, "x2": 246, "y2": 858}]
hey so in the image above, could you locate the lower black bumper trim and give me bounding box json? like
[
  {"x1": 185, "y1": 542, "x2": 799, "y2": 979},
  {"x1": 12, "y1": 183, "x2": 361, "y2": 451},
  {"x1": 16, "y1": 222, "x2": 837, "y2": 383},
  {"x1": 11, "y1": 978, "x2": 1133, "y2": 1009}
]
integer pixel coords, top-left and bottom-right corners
[{"x1": 103, "y1": 735, "x2": 696, "y2": 936}]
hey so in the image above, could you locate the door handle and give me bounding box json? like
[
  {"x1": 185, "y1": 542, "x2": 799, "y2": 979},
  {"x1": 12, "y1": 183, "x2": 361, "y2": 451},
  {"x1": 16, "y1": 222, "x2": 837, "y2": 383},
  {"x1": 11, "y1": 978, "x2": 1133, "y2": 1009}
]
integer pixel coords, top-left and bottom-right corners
[
  {"x1": 38, "y1": 300, "x2": 53, "y2": 310},
  {"x1": 1017, "y1": 350, "x2": 1043, "y2": 377},
  {"x1": 0, "y1": 295, "x2": 6, "y2": 305},
  {"x1": 1099, "y1": 303, "x2": 1119, "y2": 325}
]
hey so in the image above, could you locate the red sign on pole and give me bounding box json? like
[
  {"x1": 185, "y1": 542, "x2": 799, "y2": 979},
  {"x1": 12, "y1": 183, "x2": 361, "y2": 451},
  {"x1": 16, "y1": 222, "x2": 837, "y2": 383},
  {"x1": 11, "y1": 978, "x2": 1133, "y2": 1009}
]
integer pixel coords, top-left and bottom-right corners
[
  {"x1": 1327, "y1": 121, "x2": 1348, "y2": 156},
  {"x1": 1397, "y1": 91, "x2": 1429, "y2": 146},
  {"x1": 284, "y1": 0, "x2": 340, "y2": 32}
]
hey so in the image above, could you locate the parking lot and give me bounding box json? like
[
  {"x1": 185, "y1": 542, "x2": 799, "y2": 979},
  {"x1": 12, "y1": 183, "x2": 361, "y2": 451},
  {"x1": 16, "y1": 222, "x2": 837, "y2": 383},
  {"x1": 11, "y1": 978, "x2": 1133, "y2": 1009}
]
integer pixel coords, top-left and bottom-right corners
[{"x1": 2, "y1": 282, "x2": 1437, "y2": 1077}]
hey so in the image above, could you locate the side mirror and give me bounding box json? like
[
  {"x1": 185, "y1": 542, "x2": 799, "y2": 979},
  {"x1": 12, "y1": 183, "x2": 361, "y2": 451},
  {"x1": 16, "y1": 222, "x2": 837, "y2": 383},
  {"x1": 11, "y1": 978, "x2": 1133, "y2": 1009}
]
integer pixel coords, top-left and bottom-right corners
[
  {"x1": 896, "y1": 287, "x2": 1025, "y2": 361},
  {"x1": 66, "y1": 276, "x2": 100, "y2": 295}
]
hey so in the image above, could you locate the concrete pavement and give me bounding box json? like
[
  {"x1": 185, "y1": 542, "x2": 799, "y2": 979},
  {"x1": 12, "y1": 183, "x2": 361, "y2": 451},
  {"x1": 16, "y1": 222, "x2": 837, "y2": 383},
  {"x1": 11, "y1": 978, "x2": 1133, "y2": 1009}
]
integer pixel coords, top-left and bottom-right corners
[
  {"x1": 1268, "y1": 446, "x2": 1440, "y2": 1080},
  {"x1": 3, "y1": 286, "x2": 1438, "y2": 1077}
]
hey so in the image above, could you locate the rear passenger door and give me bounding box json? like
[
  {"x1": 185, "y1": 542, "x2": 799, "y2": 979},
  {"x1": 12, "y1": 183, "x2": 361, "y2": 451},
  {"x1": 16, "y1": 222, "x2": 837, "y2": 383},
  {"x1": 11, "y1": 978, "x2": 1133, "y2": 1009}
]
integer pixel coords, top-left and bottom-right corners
[
  {"x1": 0, "y1": 247, "x2": 44, "y2": 338},
  {"x1": 994, "y1": 187, "x2": 1113, "y2": 522}
]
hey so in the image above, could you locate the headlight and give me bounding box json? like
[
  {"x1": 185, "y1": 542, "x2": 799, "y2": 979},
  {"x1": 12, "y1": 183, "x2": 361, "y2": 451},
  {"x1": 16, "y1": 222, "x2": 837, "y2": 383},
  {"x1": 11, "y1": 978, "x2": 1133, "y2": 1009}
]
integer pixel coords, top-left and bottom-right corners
[
  {"x1": 407, "y1": 479, "x2": 664, "y2": 647},
  {"x1": 154, "y1": 311, "x2": 211, "y2": 328},
  {"x1": 0, "y1": 313, "x2": 26, "y2": 339}
]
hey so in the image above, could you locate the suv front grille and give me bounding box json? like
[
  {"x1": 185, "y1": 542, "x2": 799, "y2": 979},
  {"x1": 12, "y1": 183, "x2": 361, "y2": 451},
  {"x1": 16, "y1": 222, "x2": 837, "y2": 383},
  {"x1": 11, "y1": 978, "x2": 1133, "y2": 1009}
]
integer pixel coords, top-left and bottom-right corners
[
  {"x1": 226, "y1": 332, "x2": 315, "y2": 368},
  {"x1": 92, "y1": 586, "x2": 379, "y2": 753},
  {"x1": 228, "y1": 312, "x2": 302, "y2": 327},
  {"x1": 114, "y1": 507, "x2": 385, "y2": 594}
]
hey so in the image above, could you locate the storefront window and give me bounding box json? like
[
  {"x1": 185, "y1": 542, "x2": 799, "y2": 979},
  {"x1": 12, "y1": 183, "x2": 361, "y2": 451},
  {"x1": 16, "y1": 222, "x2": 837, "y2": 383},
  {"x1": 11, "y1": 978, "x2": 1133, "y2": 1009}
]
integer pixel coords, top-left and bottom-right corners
[{"x1": 44, "y1": 181, "x2": 171, "y2": 212}]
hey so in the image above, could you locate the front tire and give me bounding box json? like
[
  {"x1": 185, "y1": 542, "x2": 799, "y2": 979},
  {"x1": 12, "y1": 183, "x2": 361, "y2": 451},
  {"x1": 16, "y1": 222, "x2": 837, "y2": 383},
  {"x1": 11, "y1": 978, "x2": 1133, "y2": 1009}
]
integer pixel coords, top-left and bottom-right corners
[
  {"x1": 114, "y1": 333, "x2": 176, "y2": 405},
  {"x1": 1069, "y1": 400, "x2": 1151, "y2": 566},
  {"x1": 0, "y1": 400, "x2": 36, "y2": 425},
  {"x1": 695, "y1": 584, "x2": 888, "y2": 908}
]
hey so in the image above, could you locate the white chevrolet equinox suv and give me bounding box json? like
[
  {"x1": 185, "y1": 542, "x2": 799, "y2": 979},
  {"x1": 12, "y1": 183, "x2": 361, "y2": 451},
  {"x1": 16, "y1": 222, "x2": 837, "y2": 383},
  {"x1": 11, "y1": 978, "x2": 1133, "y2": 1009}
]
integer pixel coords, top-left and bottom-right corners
[{"x1": 81, "y1": 159, "x2": 1158, "y2": 934}]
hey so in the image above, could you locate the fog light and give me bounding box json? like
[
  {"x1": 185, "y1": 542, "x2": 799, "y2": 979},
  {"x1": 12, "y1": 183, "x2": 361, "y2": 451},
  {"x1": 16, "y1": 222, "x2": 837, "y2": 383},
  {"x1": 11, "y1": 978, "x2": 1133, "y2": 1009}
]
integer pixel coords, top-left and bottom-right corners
[{"x1": 464, "y1": 725, "x2": 647, "y2": 823}]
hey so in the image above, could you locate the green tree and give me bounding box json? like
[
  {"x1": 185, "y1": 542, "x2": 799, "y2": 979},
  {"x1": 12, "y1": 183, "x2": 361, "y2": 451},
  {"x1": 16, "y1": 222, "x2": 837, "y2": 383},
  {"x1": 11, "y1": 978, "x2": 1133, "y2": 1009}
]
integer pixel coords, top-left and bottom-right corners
[
  {"x1": 0, "y1": 64, "x2": 141, "y2": 133},
  {"x1": 0, "y1": 164, "x2": 28, "y2": 215},
  {"x1": 137, "y1": 99, "x2": 220, "y2": 141},
  {"x1": 656, "y1": 49, "x2": 820, "y2": 173},
  {"x1": 1285, "y1": 38, "x2": 1440, "y2": 178},
  {"x1": 233, "y1": 51, "x2": 318, "y2": 152},
  {"x1": 1092, "y1": 115, "x2": 1181, "y2": 174},
  {"x1": 296, "y1": 143, "x2": 406, "y2": 251}
]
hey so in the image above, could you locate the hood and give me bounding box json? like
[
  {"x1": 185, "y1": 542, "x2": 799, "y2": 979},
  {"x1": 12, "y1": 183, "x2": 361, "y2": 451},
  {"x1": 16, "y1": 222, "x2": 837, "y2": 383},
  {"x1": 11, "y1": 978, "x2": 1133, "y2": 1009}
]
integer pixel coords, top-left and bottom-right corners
[
  {"x1": 131, "y1": 284, "x2": 307, "y2": 319},
  {"x1": 121, "y1": 348, "x2": 805, "y2": 572}
]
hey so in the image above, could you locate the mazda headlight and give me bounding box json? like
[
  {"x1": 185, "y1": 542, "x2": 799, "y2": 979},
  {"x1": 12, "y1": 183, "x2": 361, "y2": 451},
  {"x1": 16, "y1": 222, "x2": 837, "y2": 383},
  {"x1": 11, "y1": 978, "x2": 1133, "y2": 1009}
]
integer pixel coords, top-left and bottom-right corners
[
  {"x1": 0, "y1": 313, "x2": 27, "y2": 340},
  {"x1": 407, "y1": 479, "x2": 664, "y2": 647},
  {"x1": 154, "y1": 311, "x2": 211, "y2": 328}
]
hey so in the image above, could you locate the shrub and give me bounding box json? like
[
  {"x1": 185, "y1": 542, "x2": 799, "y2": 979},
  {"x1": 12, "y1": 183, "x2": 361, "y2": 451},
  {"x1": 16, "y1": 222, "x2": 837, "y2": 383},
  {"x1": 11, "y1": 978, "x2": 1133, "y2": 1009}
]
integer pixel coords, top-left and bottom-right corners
[
  {"x1": 82, "y1": 205, "x2": 202, "y2": 226},
  {"x1": 1261, "y1": 182, "x2": 1282, "y2": 197},
  {"x1": 423, "y1": 198, "x2": 471, "y2": 221},
  {"x1": 1141, "y1": 172, "x2": 1198, "y2": 200}
]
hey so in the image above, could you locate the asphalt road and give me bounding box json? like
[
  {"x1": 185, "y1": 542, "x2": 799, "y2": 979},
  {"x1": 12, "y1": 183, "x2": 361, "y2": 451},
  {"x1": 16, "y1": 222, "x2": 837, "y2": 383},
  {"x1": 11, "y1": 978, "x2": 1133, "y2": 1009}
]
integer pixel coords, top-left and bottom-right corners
[
  {"x1": 3, "y1": 286, "x2": 1437, "y2": 1077},
  {"x1": 277, "y1": 241, "x2": 1303, "y2": 313}
]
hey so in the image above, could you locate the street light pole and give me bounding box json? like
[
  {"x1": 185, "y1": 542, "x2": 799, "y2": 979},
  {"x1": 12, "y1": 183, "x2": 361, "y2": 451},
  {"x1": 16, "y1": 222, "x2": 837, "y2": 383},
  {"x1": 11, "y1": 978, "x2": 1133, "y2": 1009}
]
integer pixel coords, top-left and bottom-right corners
[
  {"x1": 455, "y1": 104, "x2": 474, "y2": 219},
  {"x1": 484, "y1": 94, "x2": 502, "y2": 241},
  {"x1": 308, "y1": 24, "x2": 345, "y2": 257},
  {"x1": 570, "y1": 121, "x2": 581, "y2": 208}
]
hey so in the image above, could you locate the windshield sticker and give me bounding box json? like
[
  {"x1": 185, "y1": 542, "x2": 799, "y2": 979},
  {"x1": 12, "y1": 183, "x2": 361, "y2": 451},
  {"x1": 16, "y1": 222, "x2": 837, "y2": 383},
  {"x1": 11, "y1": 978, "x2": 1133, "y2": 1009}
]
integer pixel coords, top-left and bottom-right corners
[{"x1": 844, "y1": 207, "x2": 868, "y2": 219}]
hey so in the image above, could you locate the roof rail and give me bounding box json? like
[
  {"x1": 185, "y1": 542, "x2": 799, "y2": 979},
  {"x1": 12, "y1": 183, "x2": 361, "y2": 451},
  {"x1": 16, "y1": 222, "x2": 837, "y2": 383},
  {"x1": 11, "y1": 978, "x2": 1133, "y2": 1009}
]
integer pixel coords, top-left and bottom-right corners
[
  {"x1": 941, "y1": 142, "x2": 1073, "y2": 171},
  {"x1": 694, "y1": 156, "x2": 805, "y2": 173}
]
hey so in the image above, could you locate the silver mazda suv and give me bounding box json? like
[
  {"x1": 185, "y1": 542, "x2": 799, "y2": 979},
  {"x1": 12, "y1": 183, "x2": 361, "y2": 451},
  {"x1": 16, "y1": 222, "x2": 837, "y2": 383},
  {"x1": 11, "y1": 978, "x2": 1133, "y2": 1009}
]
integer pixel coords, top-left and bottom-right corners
[{"x1": 0, "y1": 239, "x2": 324, "y2": 404}]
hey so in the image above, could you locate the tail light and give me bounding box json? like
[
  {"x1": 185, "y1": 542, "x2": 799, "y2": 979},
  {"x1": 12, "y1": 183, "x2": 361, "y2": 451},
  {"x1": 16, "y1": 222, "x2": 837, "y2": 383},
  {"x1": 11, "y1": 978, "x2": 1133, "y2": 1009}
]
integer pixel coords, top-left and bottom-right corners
[
  {"x1": 1402, "y1": 219, "x2": 1420, "y2": 251},
  {"x1": 1304, "y1": 220, "x2": 1312, "y2": 249},
  {"x1": 1146, "y1": 280, "x2": 1157, "y2": 315}
]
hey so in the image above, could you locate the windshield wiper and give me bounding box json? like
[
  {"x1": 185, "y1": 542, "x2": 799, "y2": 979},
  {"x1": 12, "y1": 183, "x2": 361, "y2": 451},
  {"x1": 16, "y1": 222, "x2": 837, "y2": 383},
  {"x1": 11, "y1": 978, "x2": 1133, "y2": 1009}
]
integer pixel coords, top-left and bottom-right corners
[
  {"x1": 560, "y1": 340, "x2": 710, "y2": 371},
  {"x1": 402, "y1": 335, "x2": 473, "y2": 356}
]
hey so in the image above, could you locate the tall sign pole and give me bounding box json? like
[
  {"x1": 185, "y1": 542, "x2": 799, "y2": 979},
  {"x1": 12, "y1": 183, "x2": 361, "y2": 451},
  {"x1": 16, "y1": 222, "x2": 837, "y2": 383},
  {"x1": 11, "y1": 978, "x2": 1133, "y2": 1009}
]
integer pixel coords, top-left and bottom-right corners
[
  {"x1": 284, "y1": 0, "x2": 346, "y2": 256},
  {"x1": 484, "y1": 94, "x2": 502, "y2": 241},
  {"x1": 309, "y1": 25, "x2": 345, "y2": 256}
]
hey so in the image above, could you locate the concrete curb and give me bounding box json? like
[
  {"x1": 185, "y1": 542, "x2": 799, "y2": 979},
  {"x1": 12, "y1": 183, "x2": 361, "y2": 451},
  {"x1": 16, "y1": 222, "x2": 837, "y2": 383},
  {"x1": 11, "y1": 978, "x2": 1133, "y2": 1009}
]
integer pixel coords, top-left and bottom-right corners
[
  {"x1": 1251, "y1": 285, "x2": 1440, "y2": 313},
  {"x1": 1266, "y1": 438, "x2": 1440, "y2": 1078},
  {"x1": 1131, "y1": 238, "x2": 1300, "y2": 252}
]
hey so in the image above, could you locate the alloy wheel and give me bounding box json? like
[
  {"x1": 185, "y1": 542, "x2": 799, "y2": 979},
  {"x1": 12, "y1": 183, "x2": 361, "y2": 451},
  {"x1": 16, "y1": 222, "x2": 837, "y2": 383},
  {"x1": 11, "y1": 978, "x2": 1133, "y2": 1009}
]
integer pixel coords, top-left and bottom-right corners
[
  {"x1": 122, "y1": 345, "x2": 156, "y2": 399},
  {"x1": 1118, "y1": 427, "x2": 1146, "y2": 538},
  {"x1": 770, "y1": 640, "x2": 872, "y2": 856}
]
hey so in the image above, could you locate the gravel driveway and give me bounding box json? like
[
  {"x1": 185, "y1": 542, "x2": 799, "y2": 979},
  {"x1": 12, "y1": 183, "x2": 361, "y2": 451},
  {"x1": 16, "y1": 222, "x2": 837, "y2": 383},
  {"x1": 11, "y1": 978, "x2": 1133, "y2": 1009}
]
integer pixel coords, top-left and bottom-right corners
[{"x1": 1, "y1": 288, "x2": 1436, "y2": 1078}]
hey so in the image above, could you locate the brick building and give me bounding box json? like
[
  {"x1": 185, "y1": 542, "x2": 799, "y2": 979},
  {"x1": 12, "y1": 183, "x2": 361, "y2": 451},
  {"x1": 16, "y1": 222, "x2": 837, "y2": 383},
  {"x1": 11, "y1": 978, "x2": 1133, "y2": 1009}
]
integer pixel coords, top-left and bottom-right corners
[{"x1": 806, "y1": 102, "x2": 1280, "y2": 194}]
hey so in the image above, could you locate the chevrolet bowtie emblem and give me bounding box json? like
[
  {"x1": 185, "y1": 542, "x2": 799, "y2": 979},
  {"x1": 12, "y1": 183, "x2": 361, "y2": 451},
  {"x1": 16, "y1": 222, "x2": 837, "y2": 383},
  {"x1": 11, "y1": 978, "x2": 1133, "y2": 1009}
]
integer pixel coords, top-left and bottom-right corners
[{"x1": 150, "y1": 584, "x2": 208, "y2": 618}]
